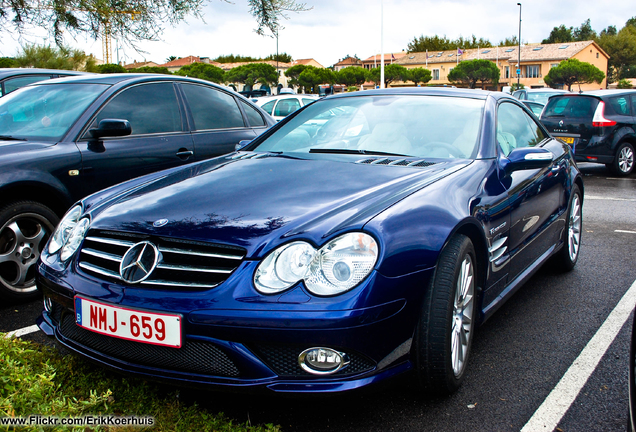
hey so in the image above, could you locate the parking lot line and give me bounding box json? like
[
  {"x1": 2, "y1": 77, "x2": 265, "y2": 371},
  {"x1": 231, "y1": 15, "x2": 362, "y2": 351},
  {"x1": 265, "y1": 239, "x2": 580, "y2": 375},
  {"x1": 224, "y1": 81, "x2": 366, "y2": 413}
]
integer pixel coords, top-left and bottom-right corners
[
  {"x1": 616, "y1": 230, "x2": 636, "y2": 235},
  {"x1": 3, "y1": 324, "x2": 40, "y2": 338},
  {"x1": 521, "y1": 278, "x2": 636, "y2": 432},
  {"x1": 585, "y1": 195, "x2": 636, "y2": 202}
]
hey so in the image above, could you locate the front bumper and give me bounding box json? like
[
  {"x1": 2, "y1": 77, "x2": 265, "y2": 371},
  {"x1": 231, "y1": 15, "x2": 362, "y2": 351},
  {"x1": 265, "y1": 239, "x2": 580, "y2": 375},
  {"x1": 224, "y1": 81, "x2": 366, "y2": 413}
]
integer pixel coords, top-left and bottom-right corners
[{"x1": 37, "y1": 262, "x2": 433, "y2": 393}]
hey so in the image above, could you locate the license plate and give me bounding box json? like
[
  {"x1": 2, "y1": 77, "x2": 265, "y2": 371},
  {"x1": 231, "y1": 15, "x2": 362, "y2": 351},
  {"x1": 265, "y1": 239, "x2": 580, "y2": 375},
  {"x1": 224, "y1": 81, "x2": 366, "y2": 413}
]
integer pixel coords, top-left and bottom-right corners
[
  {"x1": 74, "y1": 296, "x2": 182, "y2": 348},
  {"x1": 556, "y1": 136, "x2": 575, "y2": 144}
]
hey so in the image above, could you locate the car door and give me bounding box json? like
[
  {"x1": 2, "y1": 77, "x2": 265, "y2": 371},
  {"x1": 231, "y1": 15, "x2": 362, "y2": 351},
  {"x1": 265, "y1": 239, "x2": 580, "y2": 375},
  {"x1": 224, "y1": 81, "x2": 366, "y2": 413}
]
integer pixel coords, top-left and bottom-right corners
[
  {"x1": 497, "y1": 102, "x2": 565, "y2": 282},
  {"x1": 179, "y1": 83, "x2": 259, "y2": 160},
  {"x1": 76, "y1": 81, "x2": 194, "y2": 196}
]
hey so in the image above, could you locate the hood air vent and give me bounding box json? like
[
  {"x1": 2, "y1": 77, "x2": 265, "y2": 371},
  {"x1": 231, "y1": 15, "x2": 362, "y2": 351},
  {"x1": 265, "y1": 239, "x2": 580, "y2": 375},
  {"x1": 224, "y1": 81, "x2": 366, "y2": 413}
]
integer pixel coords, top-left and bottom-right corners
[{"x1": 356, "y1": 157, "x2": 436, "y2": 168}]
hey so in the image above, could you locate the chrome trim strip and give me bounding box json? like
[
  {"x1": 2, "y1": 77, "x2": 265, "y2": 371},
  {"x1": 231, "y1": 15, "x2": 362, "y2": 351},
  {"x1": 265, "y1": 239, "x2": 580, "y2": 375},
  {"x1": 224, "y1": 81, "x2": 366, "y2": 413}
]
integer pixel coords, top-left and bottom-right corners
[
  {"x1": 81, "y1": 249, "x2": 122, "y2": 262},
  {"x1": 157, "y1": 263, "x2": 234, "y2": 274},
  {"x1": 79, "y1": 262, "x2": 120, "y2": 279},
  {"x1": 158, "y1": 247, "x2": 244, "y2": 260},
  {"x1": 85, "y1": 237, "x2": 135, "y2": 247},
  {"x1": 141, "y1": 279, "x2": 219, "y2": 289}
]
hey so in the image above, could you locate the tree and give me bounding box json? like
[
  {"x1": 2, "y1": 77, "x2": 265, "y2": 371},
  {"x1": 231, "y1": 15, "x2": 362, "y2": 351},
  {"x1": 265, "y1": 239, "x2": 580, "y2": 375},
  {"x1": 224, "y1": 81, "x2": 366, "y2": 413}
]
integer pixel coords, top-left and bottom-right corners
[
  {"x1": 617, "y1": 78, "x2": 634, "y2": 89},
  {"x1": 408, "y1": 67, "x2": 432, "y2": 86},
  {"x1": 265, "y1": 52, "x2": 293, "y2": 63},
  {"x1": 498, "y1": 35, "x2": 519, "y2": 47},
  {"x1": 15, "y1": 44, "x2": 97, "y2": 71},
  {"x1": 1, "y1": 1, "x2": 310, "y2": 47},
  {"x1": 336, "y1": 67, "x2": 367, "y2": 87},
  {"x1": 366, "y1": 64, "x2": 411, "y2": 87},
  {"x1": 226, "y1": 63, "x2": 278, "y2": 90},
  {"x1": 543, "y1": 58, "x2": 605, "y2": 91},
  {"x1": 285, "y1": 64, "x2": 309, "y2": 90},
  {"x1": 542, "y1": 25, "x2": 574, "y2": 44},
  {"x1": 447, "y1": 59, "x2": 500, "y2": 89},
  {"x1": 214, "y1": 54, "x2": 262, "y2": 63},
  {"x1": 166, "y1": 56, "x2": 178, "y2": 62},
  {"x1": 128, "y1": 66, "x2": 172, "y2": 75},
  {"x1": 597, "y1": 24, "x2": 636, "y2": 82},
  {"x1": 0, "y1": 57, "x2": 17, "y2": 68},
  {"x1": 408, "y1": 34, "x2": 491, "y2": 53},
  {"x1": 573, "y1": 19, "x2": 597, "y2": 41},
  {"x1": 97, "y1": 63, "x2": 127, "y2": 74},
  {"x1": 298, "y1": 67, "x2": 336, "y2": 93},
  {"x1": 600, "y1": 26, "x2": 617, "y2": 37},
  {"x1": 175, "y1": 63, "x2": 225, "y2": 83}
]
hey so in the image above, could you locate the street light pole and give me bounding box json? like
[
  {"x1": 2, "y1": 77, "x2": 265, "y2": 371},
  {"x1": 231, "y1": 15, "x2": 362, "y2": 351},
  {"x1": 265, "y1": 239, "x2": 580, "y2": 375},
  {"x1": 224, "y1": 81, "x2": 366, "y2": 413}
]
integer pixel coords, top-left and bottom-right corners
[{"x1": 517, "y1": 3, "x2": 521, "y2": 89}]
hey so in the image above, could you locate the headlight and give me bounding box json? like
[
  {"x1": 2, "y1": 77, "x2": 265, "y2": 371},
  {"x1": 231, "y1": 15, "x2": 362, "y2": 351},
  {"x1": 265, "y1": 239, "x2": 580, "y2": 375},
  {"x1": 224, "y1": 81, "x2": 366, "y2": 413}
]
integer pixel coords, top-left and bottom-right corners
[
  {"x1": 59, "y1": 217, "x2": 90, "y2": 262},
  {"x1": 48, "y1": 205, "x2": 82, "y2": 254},
  {"x1": 254, "y1": 233, "x2": 378, "y2": 296}
]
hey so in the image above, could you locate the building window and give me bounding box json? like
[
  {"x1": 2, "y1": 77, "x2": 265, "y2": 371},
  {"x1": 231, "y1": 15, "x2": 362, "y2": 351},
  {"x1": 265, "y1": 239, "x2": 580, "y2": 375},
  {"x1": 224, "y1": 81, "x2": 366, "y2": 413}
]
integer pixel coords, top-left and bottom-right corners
[
  {"x1": 551, "y1": 63, "x2": 559, "y2": 69},
  {"x1": 526, "y1": 65, "x2": 540, "y2": 78},
  {"x1": 596, "y1": 53, "x2": 599, "y2": 58},
  {"x1": 432, "y1": 69, "x2": 440, "y2": 80},
  {"x1": 504, "y1": 66, "x2": 510, "y2": 79}
]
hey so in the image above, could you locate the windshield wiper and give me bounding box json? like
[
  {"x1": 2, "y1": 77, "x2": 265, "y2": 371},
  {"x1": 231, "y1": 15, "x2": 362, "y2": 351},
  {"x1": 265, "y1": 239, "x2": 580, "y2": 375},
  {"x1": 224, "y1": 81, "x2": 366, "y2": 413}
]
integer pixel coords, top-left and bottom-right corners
[
  {"x1": 0, "y1": 135, "x2": 26, "y2": 141},
  {"x1": 309, "y1": 148, "x2": 409, "y2": 157}
]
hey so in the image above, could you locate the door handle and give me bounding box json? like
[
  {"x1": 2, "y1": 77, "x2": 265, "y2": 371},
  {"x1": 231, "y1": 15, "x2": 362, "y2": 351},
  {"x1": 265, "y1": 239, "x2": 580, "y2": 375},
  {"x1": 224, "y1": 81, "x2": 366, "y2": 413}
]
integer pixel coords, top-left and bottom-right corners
[{"x1": 176, "y1": 149, "x2": 194, "y2": 159}]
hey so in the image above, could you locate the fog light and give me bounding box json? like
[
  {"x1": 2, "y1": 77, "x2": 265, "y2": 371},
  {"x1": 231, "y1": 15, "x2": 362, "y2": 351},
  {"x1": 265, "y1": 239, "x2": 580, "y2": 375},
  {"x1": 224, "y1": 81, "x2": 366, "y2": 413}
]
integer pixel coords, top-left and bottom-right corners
[{"x1": 298, "y1": 347, "x2": 350, "y2": 375}]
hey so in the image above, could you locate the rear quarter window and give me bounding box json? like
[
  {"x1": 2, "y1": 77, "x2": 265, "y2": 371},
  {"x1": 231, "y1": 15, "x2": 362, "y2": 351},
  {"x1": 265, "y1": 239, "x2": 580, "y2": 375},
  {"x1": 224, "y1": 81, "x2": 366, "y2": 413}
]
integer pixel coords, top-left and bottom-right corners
[
  {"x1": 606, "y1": 96, "x2": 631, "y2": 116},
  {"x1": 543, "y1": 97, "x2": 598, "y2": 118}
]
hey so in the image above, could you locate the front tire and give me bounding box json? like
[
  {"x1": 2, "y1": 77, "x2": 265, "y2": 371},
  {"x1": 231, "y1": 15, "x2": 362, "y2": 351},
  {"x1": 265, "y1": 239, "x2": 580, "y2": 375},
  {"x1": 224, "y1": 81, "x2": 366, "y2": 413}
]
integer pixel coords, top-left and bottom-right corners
[
  {"x1": 415, "y1": 234, "x2": 477, "y2": 396},
  {"x1": 552, "y1": 184, "x2": 582, "y2": 271},
  {"x1": 611, "y1": 142, "x2": 635, "y2": 176},
  {"x1": 0, "y1": 201, "x2": 58, "y2": 301}
]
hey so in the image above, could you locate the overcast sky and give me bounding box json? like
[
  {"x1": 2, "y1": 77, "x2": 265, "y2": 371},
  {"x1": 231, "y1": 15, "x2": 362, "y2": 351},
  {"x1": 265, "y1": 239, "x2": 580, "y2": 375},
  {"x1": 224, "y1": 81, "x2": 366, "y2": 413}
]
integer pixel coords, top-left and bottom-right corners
[{"x1": 1, "y1": 0, "x2": 634, "y2": 67}]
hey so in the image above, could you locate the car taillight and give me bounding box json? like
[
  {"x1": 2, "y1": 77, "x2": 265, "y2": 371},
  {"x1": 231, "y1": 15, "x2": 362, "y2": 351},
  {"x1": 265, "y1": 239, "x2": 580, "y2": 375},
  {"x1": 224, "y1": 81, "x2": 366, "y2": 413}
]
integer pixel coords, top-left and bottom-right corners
[{"x1": 592, "y1": 101, "x2": 617, "y2": 127}]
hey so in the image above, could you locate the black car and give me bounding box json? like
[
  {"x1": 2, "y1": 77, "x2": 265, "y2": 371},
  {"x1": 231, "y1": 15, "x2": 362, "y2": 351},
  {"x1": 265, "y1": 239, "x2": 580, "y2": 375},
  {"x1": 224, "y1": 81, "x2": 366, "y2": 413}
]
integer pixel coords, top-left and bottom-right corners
[
  {"x1": 540, "y1": 90, "x2": 636, "y2": 176},
  {"x1": 0, "y1": 73, "x2": 275, "y2": 300},
  {"x1": 0, "y1": 68, "x2": 89, "y2": 97}
]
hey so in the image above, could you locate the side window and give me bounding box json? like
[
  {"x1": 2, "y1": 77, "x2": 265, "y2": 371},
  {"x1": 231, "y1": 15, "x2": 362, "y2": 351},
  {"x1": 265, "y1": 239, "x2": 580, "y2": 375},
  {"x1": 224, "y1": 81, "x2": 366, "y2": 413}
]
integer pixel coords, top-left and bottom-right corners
[
  {"x1": 497, "y1": 103, "x2": 543, "y2": 156},
  {"x1": 3, "y1": 75, "x2": 50, "y2": 95},
  {"x1": 302, "y1": 98, "x2": 316, "y2": 106},
  {"x1": 274, "y1": 98, "x2": 301, "y2": 117},
  {"x1": 90, "y1": 82, "x2": 182, "y2": 136},
  {"x1": 607, "y1": 96, "x2": 630, "y2": 115},
  {"x1": 182, "y1": 84, "x2": 244, "y2": 130},
  {"x1": 632, "y1": 96, "x2": 636, "y2": 118},
  {"x1": 260, "y1": 100, "x2": 276, "y2": 115},
  {"x1": 240, "y1": 99, "x2": 266, "y2": 127}
]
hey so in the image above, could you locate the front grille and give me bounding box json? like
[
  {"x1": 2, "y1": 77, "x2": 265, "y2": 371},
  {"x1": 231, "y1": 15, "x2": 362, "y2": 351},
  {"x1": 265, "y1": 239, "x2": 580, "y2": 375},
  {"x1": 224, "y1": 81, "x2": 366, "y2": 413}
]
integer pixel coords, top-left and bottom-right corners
[
  {"x1": 59, "y1": 314, "x2": 240, "y2": 377},
  {"x1": 356, "y1": 157, "x2": 436, "y2": 168},
  {"x1": 252, "y1": 344, "x2": 376, "y2": 378},
  {"x1": 78, "y1": 230, "x2": 245, "y2": 290}
]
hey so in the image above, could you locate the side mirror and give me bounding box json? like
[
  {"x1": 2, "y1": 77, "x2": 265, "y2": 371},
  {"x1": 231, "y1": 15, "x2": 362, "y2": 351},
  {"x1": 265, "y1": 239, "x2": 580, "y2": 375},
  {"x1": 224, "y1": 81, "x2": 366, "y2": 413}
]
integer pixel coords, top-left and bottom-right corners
[
  {"x1": 235, "y1": 140, "x2": 252, "y2": 151},
  {"x1": 89, "y1": 119, "x2": 132, "y2": 139},
  {"x1": 501, "y1": 147, "x2": 553, "y2": 175}
]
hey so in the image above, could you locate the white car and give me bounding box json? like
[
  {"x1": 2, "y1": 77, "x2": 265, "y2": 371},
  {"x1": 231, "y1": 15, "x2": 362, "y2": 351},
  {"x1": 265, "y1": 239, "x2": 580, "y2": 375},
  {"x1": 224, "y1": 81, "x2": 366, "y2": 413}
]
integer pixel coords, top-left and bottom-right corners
[{"x1": 256, "y1": 94, "x2": 319, "y2": 121}]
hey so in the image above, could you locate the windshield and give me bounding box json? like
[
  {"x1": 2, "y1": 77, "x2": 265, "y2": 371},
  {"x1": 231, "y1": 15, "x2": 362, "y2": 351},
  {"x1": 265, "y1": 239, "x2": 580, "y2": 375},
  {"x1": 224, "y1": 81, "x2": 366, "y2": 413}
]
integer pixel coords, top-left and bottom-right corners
[
  {"x1": 255, "y1": 95, "x2": 485, "y2": 159},
  {"x1": 0, "y1": 83, "x2": 108, "y2": 141},
  {"x1": 526, "y1": 92, "x2": 561, "y2": 105}
]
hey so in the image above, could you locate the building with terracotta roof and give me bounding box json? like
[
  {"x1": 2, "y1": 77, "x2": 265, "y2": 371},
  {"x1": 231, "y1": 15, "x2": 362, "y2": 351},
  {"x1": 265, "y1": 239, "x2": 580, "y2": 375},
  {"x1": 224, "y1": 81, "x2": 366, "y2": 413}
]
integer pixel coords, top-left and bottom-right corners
[
  {"x1": 290, "y1": 58, "x2": 324, "y2": 68},
  {"x1": 157, "y1": 56, "x2": 224, "y2": 73},
  {"x1": 333, "y1": 56, "x2": 363, "y2": 71},
  {"x1": 123, "y1": 61, "x2": 159, "y2": 70},
  {"x1": 361, "y1": 52, "x2": 407, "y2": 70},
  {"x1": 396, "y1": 40, "x2": 609, "y2": 90}
]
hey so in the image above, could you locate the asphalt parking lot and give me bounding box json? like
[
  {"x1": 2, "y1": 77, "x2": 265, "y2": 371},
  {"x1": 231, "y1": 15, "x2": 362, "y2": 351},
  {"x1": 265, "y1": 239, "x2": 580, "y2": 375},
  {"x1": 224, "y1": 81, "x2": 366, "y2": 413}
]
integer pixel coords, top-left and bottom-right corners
[{"x1": 2, "y1": 162, "x2": 635, "y2": 432}]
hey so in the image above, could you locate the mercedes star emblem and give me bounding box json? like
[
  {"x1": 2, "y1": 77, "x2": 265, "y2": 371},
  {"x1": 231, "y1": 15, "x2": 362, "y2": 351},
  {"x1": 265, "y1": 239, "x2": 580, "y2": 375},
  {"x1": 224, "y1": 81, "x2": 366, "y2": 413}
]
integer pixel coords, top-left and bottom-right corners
[
  {"x1": 120, "y1": 241, "x2": 159, "y2": 284},
  {"x1": 559, "y1": 120, "x2": 564, "y2": 127}
]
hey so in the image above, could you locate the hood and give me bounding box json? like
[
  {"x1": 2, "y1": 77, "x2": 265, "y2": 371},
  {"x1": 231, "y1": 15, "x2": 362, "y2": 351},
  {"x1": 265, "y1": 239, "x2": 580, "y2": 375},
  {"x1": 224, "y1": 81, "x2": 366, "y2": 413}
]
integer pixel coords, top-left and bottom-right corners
[
  {"x1": 88, "y1": 153, "x2": 468, "y2": 257},
  {"x1": 0, "y1": 139, "x2": 55, "y2": 156}
]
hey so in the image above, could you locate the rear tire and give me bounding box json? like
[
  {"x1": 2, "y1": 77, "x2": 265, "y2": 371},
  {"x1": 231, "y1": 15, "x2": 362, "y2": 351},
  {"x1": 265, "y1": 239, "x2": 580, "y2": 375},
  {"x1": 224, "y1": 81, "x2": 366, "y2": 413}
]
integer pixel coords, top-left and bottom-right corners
[
  {"x1": 414, "y1": 234, "x2": 477, "y2": 396},
  {"x1": 0, "y1": 201, "x2": 58, "y2": 301},
  {"x1": 611, "y1": 142, "x2": 635, "y2": 176}
]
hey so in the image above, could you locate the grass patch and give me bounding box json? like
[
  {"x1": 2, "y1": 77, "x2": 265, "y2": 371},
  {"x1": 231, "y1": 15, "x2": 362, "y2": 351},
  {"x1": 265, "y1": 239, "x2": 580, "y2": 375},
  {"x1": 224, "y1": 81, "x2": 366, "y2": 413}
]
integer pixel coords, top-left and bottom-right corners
[{"x1": 0, "y1": 335, "x2": 280, "y2": 432}]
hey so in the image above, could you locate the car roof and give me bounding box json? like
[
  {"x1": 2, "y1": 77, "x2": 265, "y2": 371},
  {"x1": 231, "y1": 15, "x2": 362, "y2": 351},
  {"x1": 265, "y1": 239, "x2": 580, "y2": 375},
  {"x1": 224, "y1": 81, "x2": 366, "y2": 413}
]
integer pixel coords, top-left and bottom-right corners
[
  {"x1": 327, "y1": 87, "x2": 498, "y2": 101},
  {"x1": 0, "y1": 68, "x2": 90, "y2": 79},
  {"x1": 548, "y1": 89, "x2": 636, "y2": 99},
  {"x1": 519, "y1": 88, "x2": 569, "y2": 93}
]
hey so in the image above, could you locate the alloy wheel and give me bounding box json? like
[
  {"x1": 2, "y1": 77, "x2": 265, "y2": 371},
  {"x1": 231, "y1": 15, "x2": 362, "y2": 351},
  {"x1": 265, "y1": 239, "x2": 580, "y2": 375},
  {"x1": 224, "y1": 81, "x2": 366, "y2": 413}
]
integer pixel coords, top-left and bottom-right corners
[{"x1": 451, "y1": 254, "x2": 474, "y2": 377}]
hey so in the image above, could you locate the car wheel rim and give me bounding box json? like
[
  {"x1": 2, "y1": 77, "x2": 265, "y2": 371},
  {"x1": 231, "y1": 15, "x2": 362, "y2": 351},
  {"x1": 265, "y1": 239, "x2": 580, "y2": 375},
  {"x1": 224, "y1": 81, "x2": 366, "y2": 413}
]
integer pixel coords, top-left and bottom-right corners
[
  {"x1": 451, "y1": 255, "x2": 474, "y2": 377},
  {"x1": 0, "y1": 213, "x2": 53, "y2": 293},
  {"x1": 567, "y1": 194, "x2": 582, "y2": 262},
  {"x1": 619, "y1": 146, "x2": 634, "y2": 173}
]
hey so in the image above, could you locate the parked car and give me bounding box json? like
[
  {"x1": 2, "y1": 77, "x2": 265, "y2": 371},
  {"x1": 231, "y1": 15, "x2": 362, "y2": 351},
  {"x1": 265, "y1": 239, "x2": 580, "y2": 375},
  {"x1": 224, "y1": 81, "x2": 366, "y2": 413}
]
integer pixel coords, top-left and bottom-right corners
[
  {"x1": 540, "y1": 90, "x2": 636, "y2": 176},
  {"x1": 0, "y1": 68, "x2": 89, "y2": 97},
  {"x1": 256, "y1": 94, "x2": 319, "y2": 121},
  {"x1": 37, "y1": 88, "x2": 583, "y2": 395},
  {"x1": 522, "y1": 100, "x2": 545, "y2": 116},
  {"x1": 513, "y1": 88, "x2": 569, "y2": 105},
  {"x1": 0, "y1": 73, "x2": 275, "y2": 300}
]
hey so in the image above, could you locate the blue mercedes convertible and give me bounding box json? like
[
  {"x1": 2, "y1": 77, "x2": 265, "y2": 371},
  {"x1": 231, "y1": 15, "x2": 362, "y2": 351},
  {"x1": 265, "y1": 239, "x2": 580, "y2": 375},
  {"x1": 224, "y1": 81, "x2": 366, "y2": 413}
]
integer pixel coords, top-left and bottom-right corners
[{"x1": 37, "y1": 88, "x2": 583, "y2": 396}]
